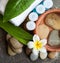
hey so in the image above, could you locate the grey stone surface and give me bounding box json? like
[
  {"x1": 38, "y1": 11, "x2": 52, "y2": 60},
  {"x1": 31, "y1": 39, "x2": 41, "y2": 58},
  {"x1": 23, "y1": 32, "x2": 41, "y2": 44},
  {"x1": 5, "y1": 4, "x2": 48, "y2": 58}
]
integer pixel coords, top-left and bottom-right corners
[{"x1": 0, "y1": 0, "x2": 60, "y2": 63}]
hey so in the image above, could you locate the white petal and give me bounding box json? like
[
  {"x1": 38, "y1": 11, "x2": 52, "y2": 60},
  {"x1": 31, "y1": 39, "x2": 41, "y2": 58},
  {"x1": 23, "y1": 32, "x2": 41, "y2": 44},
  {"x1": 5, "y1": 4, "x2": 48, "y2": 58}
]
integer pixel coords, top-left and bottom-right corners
[
  {"x1": 33, "y1": 34, "x2": 40, "y2": 42},
  {"x1": 40, "y1": 47, "x2": 47, "y2": 53},
  {"x1": 41, "y1": 39, "x2": 47, "y2": 46},
  {"x1": 30, "y1": 53, "x2": 38, "y2": 61},
  {"x1": 27, "y1": 41, "x2": 34, "y2": 49},
  {"x1": 32, "y1": 49, "x2": 39, "y2": 55}
]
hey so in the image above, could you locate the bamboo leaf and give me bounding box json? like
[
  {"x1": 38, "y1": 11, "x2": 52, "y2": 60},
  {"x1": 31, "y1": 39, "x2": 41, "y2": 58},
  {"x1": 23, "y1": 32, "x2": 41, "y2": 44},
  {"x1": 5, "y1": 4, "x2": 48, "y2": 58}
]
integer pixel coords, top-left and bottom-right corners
[
  {"x1": 0, "y1": 15, "x2": 33, "y2": 45},
  {"x1": 3, "y1": 0, "x2": 34, "y2": 22}
]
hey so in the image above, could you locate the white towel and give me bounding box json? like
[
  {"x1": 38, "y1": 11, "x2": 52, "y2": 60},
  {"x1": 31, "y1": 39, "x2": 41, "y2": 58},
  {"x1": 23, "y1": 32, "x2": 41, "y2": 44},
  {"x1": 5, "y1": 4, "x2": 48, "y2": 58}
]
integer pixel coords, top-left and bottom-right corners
[{"x1": 0, "y1": 0, "x2": 8, "y2": 14}]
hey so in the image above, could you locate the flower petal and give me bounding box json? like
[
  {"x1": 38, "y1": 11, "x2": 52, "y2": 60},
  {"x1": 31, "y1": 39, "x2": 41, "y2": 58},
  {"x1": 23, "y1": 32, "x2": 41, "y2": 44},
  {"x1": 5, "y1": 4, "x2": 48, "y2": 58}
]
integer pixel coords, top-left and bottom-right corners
[
  {"x1": 33, "y1": 34, "x2": 40, "y2": 42},
  {"x1": 32, "y1": 48, "x2": 39, "y2": 55},
  {"x1": 27, "y1": 41, "x2": 34, "y2": 49},
  {"x1": 41, "y1": 39, "x2": 47, "y2": 46},
  {"x1": 40, "y1": 47, "x2": 47, "y2": 53}
]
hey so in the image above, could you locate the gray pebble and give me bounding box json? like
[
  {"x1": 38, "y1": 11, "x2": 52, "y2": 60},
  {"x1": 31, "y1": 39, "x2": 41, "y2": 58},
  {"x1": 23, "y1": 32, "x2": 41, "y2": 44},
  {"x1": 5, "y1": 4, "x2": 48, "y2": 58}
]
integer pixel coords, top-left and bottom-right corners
[
  {"x1": 48, "y1": 30, "x2": 60, "y2": 46},
  {"x1": 30, "y1": 53, "x2": 38, "y2": 61}
]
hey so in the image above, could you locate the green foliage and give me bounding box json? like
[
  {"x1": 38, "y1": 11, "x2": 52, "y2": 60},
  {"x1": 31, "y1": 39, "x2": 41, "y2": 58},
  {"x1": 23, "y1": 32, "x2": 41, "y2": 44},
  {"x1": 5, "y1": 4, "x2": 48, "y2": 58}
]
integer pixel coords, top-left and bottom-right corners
[{"x1": 0, "y1": 15, "x2": 33, "y2": 45}]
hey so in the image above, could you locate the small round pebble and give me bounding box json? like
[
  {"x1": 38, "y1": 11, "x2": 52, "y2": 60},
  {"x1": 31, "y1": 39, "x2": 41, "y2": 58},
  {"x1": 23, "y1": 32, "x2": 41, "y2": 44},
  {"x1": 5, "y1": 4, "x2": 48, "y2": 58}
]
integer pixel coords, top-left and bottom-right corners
[
  {"x1": 26, "y1": 47, "x2": 32, "y2": 55},
  {"x1": 9, "y1": 37, "x2": 23, "y2": 49},
  {"x1": 48, "y1": 30, "x2": 60, "y2": 46},
  {"x1": 30, "y1": 53, "x2": 38, "y2": 61},
  {"x1": 36, "y1": 24, "x2": 49, "y2": 39},
  {"x1": 45, "y1": 13, "x2": 60, "y2": 30},
  {"x1": 6, "y1": 34, "x2": 12, "y2": 41},
  {"x1": 12, "y1": 47, "x2": 22, "y2": 54},
  {"x1": 40, "y1": 52, "x2": 47, "y2": 60},
  {"x1": 8, "y1": 45, "x2": 16, "y2": 56},
  {"x1": 48, "y1": 52, "x2": 59, "y2": 59}
]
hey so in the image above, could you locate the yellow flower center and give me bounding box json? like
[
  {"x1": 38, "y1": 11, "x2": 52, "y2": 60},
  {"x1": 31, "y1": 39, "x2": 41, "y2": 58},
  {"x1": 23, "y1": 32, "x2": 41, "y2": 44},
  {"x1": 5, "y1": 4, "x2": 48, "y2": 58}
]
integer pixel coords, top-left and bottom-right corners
[{"x1": 34, "y1": 41, "x2": 43, "y2": 50}]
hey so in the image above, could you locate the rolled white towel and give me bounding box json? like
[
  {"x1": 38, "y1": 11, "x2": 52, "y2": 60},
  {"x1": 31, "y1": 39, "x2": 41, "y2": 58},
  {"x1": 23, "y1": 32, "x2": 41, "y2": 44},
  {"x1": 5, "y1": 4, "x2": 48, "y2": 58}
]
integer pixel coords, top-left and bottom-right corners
[
  {"x1": 26, "y1": 21, "x2": 36, "y2": 31},
  {"x1": 28, "y1": 12, "x2": 38, "y2": 21},
  {"x1": 43, "y1": 0, "x2": 53, "y2": 9},
  {"x1": 36, "y1": 4, "x2": 46, "y2": 14}
]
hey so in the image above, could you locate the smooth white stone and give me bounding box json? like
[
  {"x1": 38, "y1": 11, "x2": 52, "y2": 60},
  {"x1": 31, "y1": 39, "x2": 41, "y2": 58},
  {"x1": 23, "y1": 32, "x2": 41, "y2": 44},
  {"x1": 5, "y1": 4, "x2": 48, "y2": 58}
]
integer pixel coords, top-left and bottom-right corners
[
  {"x1": 40, "y1": 52, "x2": 47, "y2": 60},
  {"x1": 30, "y1": 53, "x2": 38, "y2": 61},
  {"x1": 26, "y1": 21, "x2": 36, "y2": 31},
  {"x1": 36, "y1": 4, "x2": 45, "y2": 14},
  {"x1": 43, "y1": 0, "x2": 53, "y2": 9},
  {"x1": 29, "y1": 12, "x2": 38, "y2": 21}
]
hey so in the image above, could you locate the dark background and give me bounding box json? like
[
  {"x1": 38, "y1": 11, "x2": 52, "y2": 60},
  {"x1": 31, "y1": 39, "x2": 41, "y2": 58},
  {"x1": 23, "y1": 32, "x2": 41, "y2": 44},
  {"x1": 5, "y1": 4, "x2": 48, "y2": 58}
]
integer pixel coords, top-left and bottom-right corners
[{"x1": 0, "y1": 0, "x2": 60, "y2": 63}]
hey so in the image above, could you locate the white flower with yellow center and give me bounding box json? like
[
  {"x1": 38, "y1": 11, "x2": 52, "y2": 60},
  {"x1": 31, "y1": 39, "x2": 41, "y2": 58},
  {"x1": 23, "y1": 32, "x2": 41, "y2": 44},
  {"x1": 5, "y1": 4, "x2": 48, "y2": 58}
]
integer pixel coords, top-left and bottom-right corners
[{"x1": 27, "y1": 34, "x2": 47, "y2": 61}]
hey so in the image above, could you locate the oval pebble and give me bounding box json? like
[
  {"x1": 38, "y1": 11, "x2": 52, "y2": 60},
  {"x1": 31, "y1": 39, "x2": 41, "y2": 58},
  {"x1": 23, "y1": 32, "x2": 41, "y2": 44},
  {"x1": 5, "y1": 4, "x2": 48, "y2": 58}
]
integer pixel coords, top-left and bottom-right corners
[
  {"x1": 12, "y1": 47, "x2": 22, "y2": 54},
  {"x1": 40, "y1": 52, "x2": 47, "y2": 60},
  {"x1": 30, "y1": 53, "x2": 38, "y2": 61},
  {"x1": 45, "y1": 13, "x2": 60, "y2": 30},
  {"x1": 48, "y1": 52, "x2": 59, "y2": 59},
  {"x1": 36, "y1": 24, "x2": 49, "y2": 39},
  {"x1": 10, "y1": 37, "x2": 23, "y2": 49},
  {"x1": 48, "y1": 30, "x2": 60, "y2": 46},
  {"x1": 6, "y1": 34, "x2": 12, "y2": 41},
  {"x1": 8, "y1": 45, "x2": 16, "y2": 56},
  {"x1": 26, "y1": 47, "x2": 32, "y2": 55}
]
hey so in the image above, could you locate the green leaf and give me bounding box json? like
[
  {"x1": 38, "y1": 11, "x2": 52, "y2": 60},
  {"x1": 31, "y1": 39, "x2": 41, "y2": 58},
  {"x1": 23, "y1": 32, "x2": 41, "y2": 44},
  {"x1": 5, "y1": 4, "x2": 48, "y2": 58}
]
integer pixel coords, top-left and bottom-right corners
[
  {"x1": 3, "y1": 0, "x2": 34, "y2": 22},
  {"x1": 0, "y1": 15, "x2": 33, "y2": 45}
]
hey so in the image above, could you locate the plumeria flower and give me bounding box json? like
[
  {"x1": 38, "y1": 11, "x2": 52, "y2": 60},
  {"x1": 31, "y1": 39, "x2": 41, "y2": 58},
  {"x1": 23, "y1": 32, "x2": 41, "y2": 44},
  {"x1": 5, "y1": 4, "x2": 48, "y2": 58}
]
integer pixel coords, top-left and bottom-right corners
[{"x1": 27, "y1": 34, "x2": 47, "y2": 61}]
